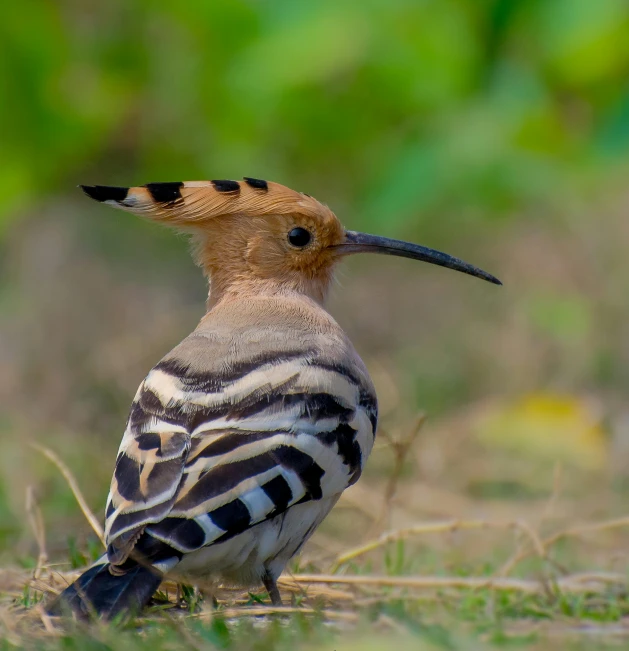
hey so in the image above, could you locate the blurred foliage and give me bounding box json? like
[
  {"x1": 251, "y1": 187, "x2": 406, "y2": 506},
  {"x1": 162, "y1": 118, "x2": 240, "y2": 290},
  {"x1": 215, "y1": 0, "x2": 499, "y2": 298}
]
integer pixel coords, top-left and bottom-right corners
[
  {"x1": 1, "y1": 0, "x2": 629, "y2": 236},
  {"x1": 475, "y1": 393, "x2": 606, "y2": 470}
]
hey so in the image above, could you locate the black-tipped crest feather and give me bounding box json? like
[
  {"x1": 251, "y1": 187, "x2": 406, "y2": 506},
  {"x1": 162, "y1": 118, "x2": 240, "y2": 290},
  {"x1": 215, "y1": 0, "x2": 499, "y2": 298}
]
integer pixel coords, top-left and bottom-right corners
[{"x1": 80, "y1": 185, "x2": 129, "y2": 203}]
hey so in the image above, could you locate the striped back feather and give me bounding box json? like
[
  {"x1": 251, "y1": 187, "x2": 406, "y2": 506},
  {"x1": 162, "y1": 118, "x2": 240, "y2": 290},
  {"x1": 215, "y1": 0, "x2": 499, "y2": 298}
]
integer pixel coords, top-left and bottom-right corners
[{"x1": 103, "y1": 298, "x2": 377, "y2": 565}]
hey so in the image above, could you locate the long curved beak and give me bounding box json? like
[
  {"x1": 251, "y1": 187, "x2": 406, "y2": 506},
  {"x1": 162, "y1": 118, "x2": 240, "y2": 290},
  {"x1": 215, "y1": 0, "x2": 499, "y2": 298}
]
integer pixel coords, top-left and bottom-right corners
[{"x1": 334, "y1": 231, "x2": 502, "y2": 285}]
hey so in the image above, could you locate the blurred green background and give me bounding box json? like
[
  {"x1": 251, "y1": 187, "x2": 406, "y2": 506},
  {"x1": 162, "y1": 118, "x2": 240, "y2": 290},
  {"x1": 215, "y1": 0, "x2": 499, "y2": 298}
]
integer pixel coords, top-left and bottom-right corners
[
  {"x1": 2, "y1": 0, "x2": 629, "y2": 582},
  {"x1": 3, "y1": 0, "x2": 629, "y2": 228}
]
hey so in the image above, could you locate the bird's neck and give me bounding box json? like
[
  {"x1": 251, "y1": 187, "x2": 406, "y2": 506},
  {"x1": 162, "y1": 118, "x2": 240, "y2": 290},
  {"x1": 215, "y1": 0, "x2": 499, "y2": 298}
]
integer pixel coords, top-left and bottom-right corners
[
  {"x1": 206, "y1": 276, "x2": 329, "y2": 311},
  {"x1": 203, "y1": 265, "x2": 333, "y2": 311},
  {"x1": 192, "y1": 232, "x2": 335, "y2": 310},
  {"x1": 198, "y1": 287, "x2": 343, "y2": 337}
]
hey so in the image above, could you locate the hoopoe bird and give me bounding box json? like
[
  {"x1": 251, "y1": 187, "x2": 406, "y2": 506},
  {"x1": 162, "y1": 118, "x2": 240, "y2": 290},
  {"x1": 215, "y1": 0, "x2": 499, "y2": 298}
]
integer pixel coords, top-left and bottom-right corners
[{"x1": 48, "y1": 178, "x2": 500, "y2": 619}]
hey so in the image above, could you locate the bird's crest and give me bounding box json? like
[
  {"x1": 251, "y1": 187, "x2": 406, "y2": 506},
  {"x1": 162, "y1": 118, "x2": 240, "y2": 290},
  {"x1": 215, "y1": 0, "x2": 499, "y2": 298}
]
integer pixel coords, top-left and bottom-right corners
[
  {"x1": 81, "y1": 178, "x2": 347, "y2": 305},
  {"x1": 80, "y1": 178, "x2": 337, "y2": 228}
]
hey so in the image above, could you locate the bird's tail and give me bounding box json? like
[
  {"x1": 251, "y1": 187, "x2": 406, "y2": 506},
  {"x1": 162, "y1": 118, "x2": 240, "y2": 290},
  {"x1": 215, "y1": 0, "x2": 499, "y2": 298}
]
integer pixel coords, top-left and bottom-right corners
[{"x1": 47, "y1": 557, "x2": 163, "y2": 620}]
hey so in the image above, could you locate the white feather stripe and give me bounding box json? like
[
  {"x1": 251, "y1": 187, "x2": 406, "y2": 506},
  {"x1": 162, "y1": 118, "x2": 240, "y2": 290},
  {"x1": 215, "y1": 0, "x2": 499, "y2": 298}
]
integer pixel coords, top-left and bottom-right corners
[
  {"x1": 179, "y1": 434, "x2": 348, "y2": 518},
  {"x1": 162, "y1": 468, "x2": 307, "y2": 548},
  {"x1": 169, "y1": 467, "x2": 282, "y2": 519},
  {"x1": 106, "y1": 470, "x2": 180, "y2": 517},
  {"x1": 351, "y1": 409, "x2": 376, "y2": 461},
  {"x1": 183, "y1": 433, "x2": 292, "y2": 476},
  {"x1": 136, "y1": 416, "x2": 189, "y2": 436},
  {"x1": 104, "y1": 498, "x2": 174, "y2": 543},
  {"x1": 278, "y1": 466, "x2": 307, "y2": 504},
  {"x1": 104, "y1": 501, "x2": 126, "y2": 540},
  {"x1": 144, "y1": 363, "x2": 358, "y2": 412},
  {"x1": 186, "y1": 431, "x2": 229, "y2": 462},
  {"x1": 116, "y1": 426, "x2": 135, "y2": 454},
  {"x1": 191, "y1": 413, "x2": 340, "y2": 437},
  {"x1": 239, "y1": 486, "x2": 276, "y2": 523},
  {"x1": 152, "y1": 557, "x2": 180, "y2": 573},
  {"x1": 144, "y1": 362, "x2": 303, "y2": 408},
  {"x1": 115, "y1": 190, "x2": 155, "y2": 213},
  {"x1": 118, "y1": 417, "x2": 187, "y2": 458},
  {"x1": 132, "y1": 382, "x2": 145, "y2": 402},
  {"x1": 103, "y1": 199, "x2": 127, "y2": 209},
  {"x1": 171, "y1": 495, "x2": 341, "y2": 582},
  {"x1": 194, "y1": 513, "x2": 226, "y2": 542},
  {"x1": 121, "y1": 436, "x2": 189, "y2": 464},
  {"x1": 184, "y1": 431, "x2": 327, "y2": 475},
  {"x1": 290, "y1": 433, "x2": 351, "y2": 495},
  {"x1": 183, "y1": 431, "x2": 346, "y2": 484},
  {"x1": 291, "y1": 366, "x2": 358, "y2": 406},
  {"x1": 141, "y1": 369, "x2": 179, "y2": 402},
  {"x1": 170, "y1": 468, "x2": 306, "y2": 546},
  {"x1": 144, "y1": 528, "x2": 189, "y2": 553}
]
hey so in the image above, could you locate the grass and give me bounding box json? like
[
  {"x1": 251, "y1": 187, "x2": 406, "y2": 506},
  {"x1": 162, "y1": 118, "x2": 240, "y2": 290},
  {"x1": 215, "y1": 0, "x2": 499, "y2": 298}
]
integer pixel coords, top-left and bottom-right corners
[
  {"x1": 3, "y1": 557, "x2": 629, "y2": 649},
  {"x1": 2, "y1": 437, "x2": 629, "y2": 650}
]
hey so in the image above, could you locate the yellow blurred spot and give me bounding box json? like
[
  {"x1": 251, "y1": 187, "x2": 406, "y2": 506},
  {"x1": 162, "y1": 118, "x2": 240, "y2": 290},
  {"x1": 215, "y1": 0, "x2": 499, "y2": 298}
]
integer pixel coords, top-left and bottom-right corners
[{"x1": 475, "y1": 394, "x2": 607, "y2": 470}]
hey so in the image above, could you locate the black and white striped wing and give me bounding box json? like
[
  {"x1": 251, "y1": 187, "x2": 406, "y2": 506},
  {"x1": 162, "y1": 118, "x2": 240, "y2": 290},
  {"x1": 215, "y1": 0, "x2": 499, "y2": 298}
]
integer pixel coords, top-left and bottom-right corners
[{"x1": 104, "y1": 353, "x2": 377, "y2": 562}]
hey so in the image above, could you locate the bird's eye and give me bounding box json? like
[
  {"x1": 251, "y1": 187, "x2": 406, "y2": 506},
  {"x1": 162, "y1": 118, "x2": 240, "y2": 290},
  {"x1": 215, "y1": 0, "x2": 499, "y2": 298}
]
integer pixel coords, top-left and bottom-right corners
[{"x1": 288, "y1": 227, "x2": 311, "y2": 248}]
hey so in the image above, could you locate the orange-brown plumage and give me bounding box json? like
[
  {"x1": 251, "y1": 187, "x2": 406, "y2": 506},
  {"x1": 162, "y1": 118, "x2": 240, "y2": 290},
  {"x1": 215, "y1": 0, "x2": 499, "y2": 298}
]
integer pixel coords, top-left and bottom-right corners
[{"x1": 82, "y1": 179, "x2": 346, "y2": 306}]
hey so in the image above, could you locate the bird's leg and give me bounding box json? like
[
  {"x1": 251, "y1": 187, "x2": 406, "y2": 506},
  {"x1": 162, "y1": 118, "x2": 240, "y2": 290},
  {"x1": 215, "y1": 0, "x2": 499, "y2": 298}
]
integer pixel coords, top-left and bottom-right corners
[{"x1": 262, "y1": 571, "x2": 282, "y2": 606}]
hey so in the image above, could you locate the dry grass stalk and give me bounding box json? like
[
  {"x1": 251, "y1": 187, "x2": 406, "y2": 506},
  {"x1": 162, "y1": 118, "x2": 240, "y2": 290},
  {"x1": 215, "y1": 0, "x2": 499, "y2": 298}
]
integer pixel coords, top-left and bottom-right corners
[
  {"x1": 36, "y1": 606, "x2": 60, "y2": 636},
  {"x1": 30, "y1": 577, "x2": 63, "y2": 596},
  {"x1": 368, "y1": 414, "x2": 426, "y2": 535},
  {"x1": 0, "y1": 609, "x2": 22, "y2": 647},
  {"x1": 30, "y1": 442, "x2": 105, "y2": 546},
  {"x1": 25, "y1": 486, "x2": 48, "y2": 581},
  {"x1": 192, "y1": 605, "x2": 359, "y2": 622},
  {"x1": 499, "y1": 515, "x2": 629, "y2": 575},
  {"x1": 331, "y1": 518, "x2": 545, "y2": 572},
  {"x1": 544, "y1": 516, "x2": 629, "y2": 548},
  {"x1": 291, "y1": 572, "x2": 627, "y2": 595},
  {"x1": 276, "y1": 579, "x2": 355, "y2": 602},
  {"x1": 498, "y1": 464, "x2": 564, "y2": 577}
]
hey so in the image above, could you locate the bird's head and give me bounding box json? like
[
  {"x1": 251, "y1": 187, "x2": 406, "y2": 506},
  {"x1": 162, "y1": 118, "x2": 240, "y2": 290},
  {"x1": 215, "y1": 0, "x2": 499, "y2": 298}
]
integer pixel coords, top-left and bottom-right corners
[{"x1": 81, "y1": 178, "x2": 500, "y2": 306}]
